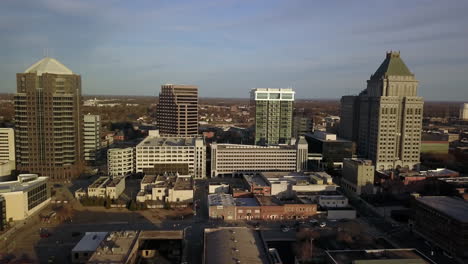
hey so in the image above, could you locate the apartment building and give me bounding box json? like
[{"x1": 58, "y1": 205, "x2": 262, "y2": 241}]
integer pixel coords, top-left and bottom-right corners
[
  {"x1": 108, "y1": 147, "x2": 135, "y2": 176},
  {"x1": 136, "y1": 130, "x2": 206, "y2": 179},
  {"x1": 210, "y1": 137, "x2": 308, "y2": 177},
  {"x1": 0, "y1": 174, "x2": 50, "y2": 221},
  {"x1": 87, "y1": 176, "x2": 126, "y2": 199},
  {"x1": 83, "y1": 114, "x2": 101, "y2": 162},
  {"x1": 156, "y1": 84, "x2": 198, "y2": 136},
  {"x1": 15, "y1": 57, "x2": 84, "y2": 180},
  {"x1": 251, "y1": 88, "x2": 295, "y2": 145}
]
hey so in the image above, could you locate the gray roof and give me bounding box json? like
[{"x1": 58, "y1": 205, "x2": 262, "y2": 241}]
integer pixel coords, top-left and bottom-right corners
[
  {"x1": 208, "y1": 194, "x2": 235, "y2": 206},
  {"x1": 417, "y1": 196, "x2": 468, "y2": 223},
  {"x1": 204, "y1": 227, "x2": 270, "y2": 264},
  {"x1": 371, "y1": 51, "x2": 413, "y2": 80},
  {"x1": 72, "y1": 232, "x2": 108, "y2": 252},
  {"x1": 137, "y1": 136, "x2": 198, "y2": 147}
]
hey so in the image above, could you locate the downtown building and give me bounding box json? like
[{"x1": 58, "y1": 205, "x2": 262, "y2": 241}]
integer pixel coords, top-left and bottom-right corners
[
  {"x1": 83, "y1": 114, "x2": 101, "y2": 162},
  {"x1": 210, "y1": 137, "x2": 308, "y2": 177},
  {"x1": 0, "y1": 128, "x2": 15, "y2": 180},
  {"x1": 156, "y1": 84, "x2": 198, "y2": 136},
  {"x1": 14, "y1": 57, "x2": 84, "y2": 180},
  {"x1": 340, "y1": 52, "x2": 423, "y2": 171},
  {"x1": 136, "y1": 130, "x2": 206, "y2": 179},
  {"x1": 251, "y1": 88, "x2": 295, "y2": 145}
]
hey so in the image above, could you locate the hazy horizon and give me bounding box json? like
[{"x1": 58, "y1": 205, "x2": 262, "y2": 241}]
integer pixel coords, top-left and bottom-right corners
[{"x1": 1, "y1": 0, "x2": 468, "y2": 101}]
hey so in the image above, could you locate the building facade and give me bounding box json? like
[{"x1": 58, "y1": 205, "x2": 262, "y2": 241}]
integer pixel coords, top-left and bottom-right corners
[
  {"x1": 210, "y1": 137, "x2": 308, "y2": 177},
  {"x1": 292, "y1": 108, "x2": 313, "y2": 139},
  {"x1": 412, "y1": 196, "x2": 468, "y2": 258},
  {"x1": 135, "y1": 130, "x2": 206, "y2": 179},
  {"x1": 460, "y1": 103, "x2": 468, "y2": 121},
  {"x1": 156, "y1": 84, "x2": 198, "y2": 136},
  {"x1": 0, "y1": 128, "x2": 15, "y2": 180},
  {"x1": 339, "y1": 95, "x2": 359, "y2": 142},
  {"x1": 83, "y1": 114, "x2": 101, "y2": 162},
  {"x1": 87, "y1": 176, "x2": 126, "y2": 199},
  {"x1": 0, "y1": 174, "x2": 50, "y2": 221},
  {"x1": 15, "y1": 57, "x2": 84, "y2": 180},
  {"x1": 341, "y1": 158, "x2": 375, "y2": 195},
  {"x1": 108, "y1": 147, "x2": 135, "y2": 176},
  {"x1": 251, "y1": 88, "x2": 295, "y2": 145},
  {"x1": 341, "y1": 52, "x2": 423, "y2": 171},
  {"x1": 305, "y1": 131, "x2": 353, "y2": 168}
]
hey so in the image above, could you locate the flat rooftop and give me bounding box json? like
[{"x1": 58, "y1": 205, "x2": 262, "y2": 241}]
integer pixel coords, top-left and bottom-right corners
[
  {"x1": 256, "y1": 196, "x2": 282, "y2": 206},
  {"x1": 0, "y1": 174, "x2": 48, "y2": 193},
  {"x1": 137, "y1": 136, "x2": 198, "y2": 147},
  {"x1": 208, "y1": 194, "x2": 235, "y2": 206},
  {"x1": 244, "y1": 173, "x2": 269, "y2": 187},
  {"x1": 204, "y1": 227, "x2": 270, "y2": 264},
  {"x1": 235, "y1": 197, "x2": 260, "y2": 207},
  {"x1": 141, "y1": 175, "x2": 157, "y2": 184},
  {"x1": 416, "y1": 196, "x2": 468, "y2": 223},
  {"x1": 88, "y1": 231, "x2": 139, "y2": 263},
  {"x1": 72, "y1": 232, "x2": 108, "y2": 252},
  {"x1": 326, "y1": 249, "x2": 435, "y2": 264},
  {"x1": 214, "y1": 143, "x2": 295, "y2": 150}
]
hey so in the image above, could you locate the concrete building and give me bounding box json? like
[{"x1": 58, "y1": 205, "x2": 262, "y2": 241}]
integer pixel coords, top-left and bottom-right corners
[
  {"x1": 87, "y1": 176, "x2": 126, "y2": 199},
  {"x1": 136, "y1": 130, "x2": 206, "y2": 179},
  {"x1": 339, "y1": 95, "x2": 360, "y2": 142},
  {"x1": 83, "y1": 114, "x2": 101, "y2": 162},
  {"x1": 413, "y1": 196, "x2": 468, "y2": 258},
  {"x1": 87, "y1": 230, "x2": 140, "y2": 264},
  {"x1": 137, "y1": 173, "x2": 193, "y2": 203},
  {"x1": 341, "y1": 52, "x2": 423, "y2": 171},
  {"x1": 292, "y1": 108, "x2": 313, "y2": 139},
  {"x1": 251, "y1": 88, "x2": 295, "y2": 145},
  {"x1": 325, "y1": 249, "x2": 435, "y2": 264},
  {"x1": 263, "y1": 172, "x2": 337, "y2": 199},
  {"x1": 203, "y1": 227, "x2": 271, "y2": 264},
  {"x1": 243, "y1": 173, "x2": 271, "y2": 196},
  {"x1": 156, "y1": 84, "x2": 198, "y2": 136},
  {"x1": 15, "y1": 57, "x2": 84, "y2": 180},
  {"x1": 0, "y1": 174, "x2": 50, "y2": 221},
  {"x1": 341, "y1": 158, "x2": 375, "y2": 195},
  {"x1": 210, "y1": 137, "x2": 308, "y2": 177},
  {"x1": 108, "y1": 147, "x2": 135, "y2": 176},
  {"x1": 460, "y1": 103, "x2": 468, "y2": 120},
  {"x1": 305, "y1": 131, "x2": 353, "y2": 169},
  {"x1": 71, "y1": 232, "x2": 108, "y2": 264},
  {"x1": 0, "y1": 128, "x2": 15, "y2": 164},
  {"x1": 208, "y1": 182, "x2": 230, "y2": 194}
]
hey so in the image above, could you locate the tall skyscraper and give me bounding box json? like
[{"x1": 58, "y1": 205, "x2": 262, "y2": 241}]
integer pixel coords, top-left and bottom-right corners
[
  {"x1": 83, "y1": 114, "x2": 101, "y2": 162},
  {"x1": 292, "y1": 108, "x2": 313, "y2": 139},
  {"x1": 343, "y1": 52, "x2": 423, "y2": 171},
  {"x1": 339, "y1": 95, "x2": 359, "y2": 142},
  {"x1": 156, "y1": 84, "x2": 198, "y2": 135},
  {"x1": 251, "y1": 88, "x2": 295, "y2": 145},
  {"x1": 460, "y1": 103, "x2": 468, "y2": 121},
  {"x1": 15, "y1": 57, "x2": 83, "y2": 180}
]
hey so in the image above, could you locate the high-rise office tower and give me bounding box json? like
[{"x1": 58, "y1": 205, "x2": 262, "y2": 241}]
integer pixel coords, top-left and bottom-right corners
[
  {"x1": 348, "y1": 51, "x2": 423, "y2": 171},
  {"x1": 156, "y1": 84, "x2": 198, "y2": 135},
  {"x1": 14, "y1": 57, "x2": 84, "y2": 180},
  {"x1": 460, "y1": 103, "x2": 468, "y2": 121},
  {"x1": 292, "y1": 108, "x2": 313, "y2": 139},
  {"x1": 84, "y1": 114, "x2": 101, "y2": 162},
  {"x1": 339, "y1": 95, "x2": 360, "y2": 142},
  {"x1": 251, "y1": 88, "x2": 295, "y2": 145}
]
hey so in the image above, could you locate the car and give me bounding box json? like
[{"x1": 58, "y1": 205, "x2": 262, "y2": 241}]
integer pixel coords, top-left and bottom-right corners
[
  {"x1": 319, "y1": 222, "x2": 327, "y2": 228},
  {"x1": 253, "y1": 222, "x2": 260, "y2": 230},
  {"x1": 280, "y1": 224, "x2": 289, "y2": 232}
]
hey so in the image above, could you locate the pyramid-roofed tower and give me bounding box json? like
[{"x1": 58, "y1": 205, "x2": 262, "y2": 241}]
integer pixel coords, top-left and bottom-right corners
[{"x1": 24, "y1": 57, "x2": 73, "y2": 76}]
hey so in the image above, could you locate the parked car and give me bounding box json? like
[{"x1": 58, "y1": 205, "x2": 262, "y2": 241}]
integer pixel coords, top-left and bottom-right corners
[
  {"x1": 319, "y1": 222, "x2": 327, "y2": 228},
  {"x1": 280, "y1": 224, "x2": 289, "y2": 232}
]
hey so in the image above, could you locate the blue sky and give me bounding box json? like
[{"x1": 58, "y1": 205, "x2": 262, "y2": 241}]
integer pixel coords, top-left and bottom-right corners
[{"x1": 1, "y1": 0, "x2": 467, "y2": 100}]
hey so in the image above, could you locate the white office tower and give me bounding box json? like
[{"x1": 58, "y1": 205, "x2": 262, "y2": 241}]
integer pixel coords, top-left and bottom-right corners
[
  {"x1": 83, "y1": 114, "x2": 101, "y2": 162},
  {"x1": 460, "y1": 103, "x2": 468, "y2": 120}
]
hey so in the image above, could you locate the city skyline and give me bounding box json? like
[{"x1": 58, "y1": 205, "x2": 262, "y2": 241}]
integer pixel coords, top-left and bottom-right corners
[{"x1": 0, "y1": 0, "x2": 467, "y2": 101}]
